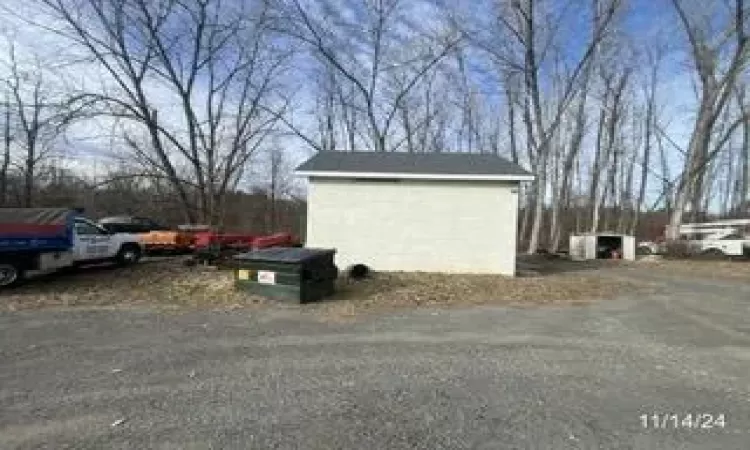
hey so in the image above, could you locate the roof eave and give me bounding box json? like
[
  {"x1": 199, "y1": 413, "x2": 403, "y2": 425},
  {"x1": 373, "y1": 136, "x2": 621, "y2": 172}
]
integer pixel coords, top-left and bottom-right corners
[{"x1": 294, "y1": 170, "x2": 535, "y2": 182}]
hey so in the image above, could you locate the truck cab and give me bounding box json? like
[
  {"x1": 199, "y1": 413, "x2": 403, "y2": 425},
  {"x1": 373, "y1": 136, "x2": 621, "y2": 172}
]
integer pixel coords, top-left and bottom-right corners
[
  {"x1": 98, "y1": 215, "x2": 169, "y2": 234},
  {"x1": 72, "y1": 217, "x2": 142, "y2": 264}
]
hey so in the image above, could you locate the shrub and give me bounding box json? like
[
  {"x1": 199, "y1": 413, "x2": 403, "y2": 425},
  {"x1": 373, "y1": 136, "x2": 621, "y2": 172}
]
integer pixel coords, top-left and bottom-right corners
[{"x1": 662, "y1": 240, "x2": 694, "y2": 259}]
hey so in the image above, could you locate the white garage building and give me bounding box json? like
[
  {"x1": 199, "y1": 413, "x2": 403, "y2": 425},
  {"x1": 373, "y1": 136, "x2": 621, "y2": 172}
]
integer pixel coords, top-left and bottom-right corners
[{"x1": 295, "y1": 152, "x2": 534, "y2": 276}]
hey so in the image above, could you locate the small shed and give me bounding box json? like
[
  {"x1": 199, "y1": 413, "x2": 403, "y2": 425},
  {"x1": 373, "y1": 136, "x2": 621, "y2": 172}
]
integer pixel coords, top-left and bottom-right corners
[
  {"x1": 569, "y1": 233, "x2": 636, "y2": 261},
  {"x1": 295, "y1": 151, "x2": 534, "y2": 276}
]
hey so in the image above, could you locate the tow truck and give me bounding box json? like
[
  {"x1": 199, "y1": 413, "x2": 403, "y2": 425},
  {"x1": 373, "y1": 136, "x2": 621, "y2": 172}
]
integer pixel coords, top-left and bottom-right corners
[{"x1": 664, "y1": 218, "x2": 750, "y2": 258}]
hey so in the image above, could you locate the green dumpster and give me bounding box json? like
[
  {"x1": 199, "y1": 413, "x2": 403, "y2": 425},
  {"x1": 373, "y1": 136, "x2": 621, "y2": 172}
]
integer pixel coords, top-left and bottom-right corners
[{"x1": 233, "y1": 247, "x2": 338, "y2": 303}]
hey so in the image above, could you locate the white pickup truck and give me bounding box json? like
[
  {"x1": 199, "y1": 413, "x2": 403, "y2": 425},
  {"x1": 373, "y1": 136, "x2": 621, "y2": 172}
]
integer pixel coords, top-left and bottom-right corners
[{"x1": 0, "y1": 208, "x2": 144, "y2": 287}]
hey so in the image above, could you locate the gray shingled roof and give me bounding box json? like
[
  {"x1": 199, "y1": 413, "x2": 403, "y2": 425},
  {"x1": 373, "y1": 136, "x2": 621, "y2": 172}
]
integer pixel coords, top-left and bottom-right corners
[{"x1": 295, "y1": 151, "x2": 532, "y2": 177}]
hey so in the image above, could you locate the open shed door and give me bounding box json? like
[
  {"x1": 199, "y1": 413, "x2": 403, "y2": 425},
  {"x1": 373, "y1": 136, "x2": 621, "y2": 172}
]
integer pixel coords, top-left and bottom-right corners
[{"x1": 622, "y1": 235, "x2": 636, "y2": 261}]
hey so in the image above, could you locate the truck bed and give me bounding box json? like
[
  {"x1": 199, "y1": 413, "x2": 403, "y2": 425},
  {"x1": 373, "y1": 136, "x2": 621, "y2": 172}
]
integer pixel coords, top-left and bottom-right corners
[{"x1": 0, "y1": 208, "x2": 75, "y2": 252}]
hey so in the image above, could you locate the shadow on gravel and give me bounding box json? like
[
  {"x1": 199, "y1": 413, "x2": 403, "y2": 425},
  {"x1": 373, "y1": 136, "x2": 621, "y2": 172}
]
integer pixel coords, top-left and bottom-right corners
[{"x1": 516, "y1": 254, "x2": 629, "y2": 277}]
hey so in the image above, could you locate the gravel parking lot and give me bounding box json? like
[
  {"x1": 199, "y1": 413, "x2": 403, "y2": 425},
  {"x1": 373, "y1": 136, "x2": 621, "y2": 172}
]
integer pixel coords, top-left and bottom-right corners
[{"x1": 1, "y1": 262, "x2": 749, "y2": 449}]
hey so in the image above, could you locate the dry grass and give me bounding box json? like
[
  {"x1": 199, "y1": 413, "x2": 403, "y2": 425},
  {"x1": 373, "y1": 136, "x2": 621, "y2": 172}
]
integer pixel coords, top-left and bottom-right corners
[
  {"x1": 312, "y1": 270, "x2": 644, "y2": 320},
  {"x1": 0, "y1": 258, "x2": 265, "y2": 312},
  {"x1": 638, "y1": 257, "x2": 750, "y2": 281},
  {"x1": 1, "y1": 256, "x2": 646, "y2": 317}
]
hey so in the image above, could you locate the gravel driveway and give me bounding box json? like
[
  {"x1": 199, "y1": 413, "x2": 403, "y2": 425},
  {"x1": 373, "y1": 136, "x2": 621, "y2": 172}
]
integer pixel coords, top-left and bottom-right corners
[{"x1": 1, "y1": 265, "x2": 749, "y2": 449}]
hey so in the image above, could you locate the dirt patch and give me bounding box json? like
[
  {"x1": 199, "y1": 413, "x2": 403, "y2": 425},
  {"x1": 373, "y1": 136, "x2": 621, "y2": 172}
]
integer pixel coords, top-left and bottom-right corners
[
  {"x1": 0, "y1": 258, "x2": 265, "y2": 312},
  {"x1": 312, "y1": 271, "x2": 645, "y2": 320},
  {"x1": 638, "y1": 258, "x2": 750, "y2": 281}
]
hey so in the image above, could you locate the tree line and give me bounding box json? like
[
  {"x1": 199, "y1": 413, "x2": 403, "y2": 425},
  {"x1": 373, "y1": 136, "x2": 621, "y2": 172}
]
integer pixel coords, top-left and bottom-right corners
[{"x1": 0, "y1": 0, "x2": 748, "y2": 251}]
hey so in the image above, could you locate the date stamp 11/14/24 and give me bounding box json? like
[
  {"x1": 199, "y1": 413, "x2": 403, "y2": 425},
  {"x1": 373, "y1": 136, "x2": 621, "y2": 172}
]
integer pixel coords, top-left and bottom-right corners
[{"x1": 640, "y1": 413, "x2": 726, "y2": 430}]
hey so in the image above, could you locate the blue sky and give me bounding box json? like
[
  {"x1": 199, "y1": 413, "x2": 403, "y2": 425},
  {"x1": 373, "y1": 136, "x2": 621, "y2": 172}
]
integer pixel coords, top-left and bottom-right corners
[{"x1": 0, "y1": 0, "x2": 721, "y2": 206}]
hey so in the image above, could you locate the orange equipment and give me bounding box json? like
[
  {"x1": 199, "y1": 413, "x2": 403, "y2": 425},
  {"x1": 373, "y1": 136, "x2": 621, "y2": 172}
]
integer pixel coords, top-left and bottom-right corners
[{"x1": 138, "y1": 230, "x2": 196, "y2": 253}]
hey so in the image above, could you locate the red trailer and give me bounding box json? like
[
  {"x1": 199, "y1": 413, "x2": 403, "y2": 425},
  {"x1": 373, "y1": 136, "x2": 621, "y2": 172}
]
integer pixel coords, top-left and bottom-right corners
[
  {"x1": 191, "y1": 231, "x2": 258, "y2": 250},
  {"x1": 253, "y1": 233, "x2": 301, "y2": 249},
  {"x1": 191, "y1": 230, "x2": 300, "y2": 265}
]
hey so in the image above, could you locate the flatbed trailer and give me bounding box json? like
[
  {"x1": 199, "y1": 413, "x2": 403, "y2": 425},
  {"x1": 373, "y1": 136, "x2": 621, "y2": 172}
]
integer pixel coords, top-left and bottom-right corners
[{"x1": 192, "y1": 232, "x2": 301, "y2": 265}]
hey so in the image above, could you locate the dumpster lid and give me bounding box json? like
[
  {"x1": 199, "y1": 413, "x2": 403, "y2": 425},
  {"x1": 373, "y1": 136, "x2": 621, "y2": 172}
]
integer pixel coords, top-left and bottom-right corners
[{"x1": 234, "y1": 247, "x2": 336, "y2": 263}]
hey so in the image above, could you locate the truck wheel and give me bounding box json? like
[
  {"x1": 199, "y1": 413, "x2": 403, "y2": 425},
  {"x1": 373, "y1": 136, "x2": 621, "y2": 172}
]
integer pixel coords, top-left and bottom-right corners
[
  {"x1": 0, "y1": 262, "x2": 23, "y2": 288},
  {"x1": 116, "y1": 244, "x2": 142, "y2": 266}
]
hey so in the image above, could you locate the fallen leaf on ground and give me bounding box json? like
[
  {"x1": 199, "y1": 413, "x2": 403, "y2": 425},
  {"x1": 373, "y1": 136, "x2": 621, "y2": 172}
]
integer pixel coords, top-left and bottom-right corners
[{"x1": 111, "y1": 418, "x2": 127, "y2": 427}]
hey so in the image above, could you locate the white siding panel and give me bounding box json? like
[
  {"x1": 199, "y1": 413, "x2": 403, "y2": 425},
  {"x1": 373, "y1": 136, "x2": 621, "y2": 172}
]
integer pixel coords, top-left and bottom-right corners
[
  {"x1": 305, "y1": 178, "x2": 519, "y2": 275},
  {"x1": 568, "y1": 234, "x2": 587, "y2": 260},
  {"x1": 585, "y1": 235, "x2": 597, "y2": 260}
]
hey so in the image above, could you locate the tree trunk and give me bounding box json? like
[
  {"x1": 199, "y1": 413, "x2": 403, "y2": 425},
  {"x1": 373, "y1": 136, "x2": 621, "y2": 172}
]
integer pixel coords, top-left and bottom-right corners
[
  {"x1": 702, "y1": 162, "x2": 715, "y2": 217},
  {"x1": 269, "y1": 189, "x2": 277, "y2": 232},
  {"x1": 146, "y1": 111, "x2": 197, "y2": 224},
  {"x1": 655, "y1": 132, "x2": 672, "y2": 214},
  {"x1": 548, "y1": 143, "x2": 560, "y2": 245},
  {"x1": 720, "y1": 147, "x2": 735, "y2": 215},
  {"x1": 590, "y1": 105, "x2": 609, "y2": 232},
  {"x1": 401, "y1": 105, "x2": 415, "y2": 153},
  {"x1": 738, "y1": 90, "x2": 749, "y2": 212},
  {"x1": 519, "y1": 188, "x2": 533, "y2": 247},
  {"x1": 0, "y1": 104, "x2": 10, "y2": 206},
  {"x1": 589, "y1": 105, "x2": 607, "y2": 219},
  {"x1": 741, "y1": 121, "x2": 750, "y2": 212},
  {"x1": 527, "y1": 167, "x2": 547, "y2": 253},
  {"x1": 632, "y1": 91, "x2": 654, "y2": 234},
  {"x1": 608, "y1": 137, "x2": 621, "y2": 232},
  {"x1": 667, "y1": 101, "x2": 713, "y2": 239},
  {"x1": 23, "y1": 143, "x2": 35, "y2": 208},
  {"x1": 620, "y1": 141, "x2": 635, "y2": 233},
  {"x1": 550, "y1": 77, "x2": 590, "y2": 251},
  {"x1": 505, "y1": 76, "x2": 520, "y2": 164}
]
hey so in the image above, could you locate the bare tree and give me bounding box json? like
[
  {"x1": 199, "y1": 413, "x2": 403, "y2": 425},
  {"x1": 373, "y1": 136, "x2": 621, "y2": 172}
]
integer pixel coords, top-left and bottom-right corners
[
  {"x1": 631, "y1": 41, "x2": 665, "y2": 233},
  {"x1": 310, "y1": 71, "x2": 337, "y2": 153},
  {"x1": 481, "y1": 0, "x2": 623, "y2": 252},
  {"x1": 1, "y1": 42, "x2": 75, "y2": 207},
  {"x1": 666, "y1": 0, "x2": 750, "y2": 238},
  {"x1": 736, "y1": 84, "x2": 750, "y2": 212},
  {"x1": 591, "y1": 65, "x2": 631, "y2": 232},
  {"x1": 0, "y1": 97, "x2": 10, "y2": 205},
  {"x1": 280, "y1": 0, "x2": 460, "y2": 153},
  {"x1": 265, "y1": 145, "x2": 294, "y2": 232},
  {"x1": 36, "y1": 0, "x2": 289, "y2": 224},
  {"x1": 548, "y1": 62, "x2": 594, "y2": 251},
  {"x1": 4, "y1": 0, "x2": 746, "y2": 247}
]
